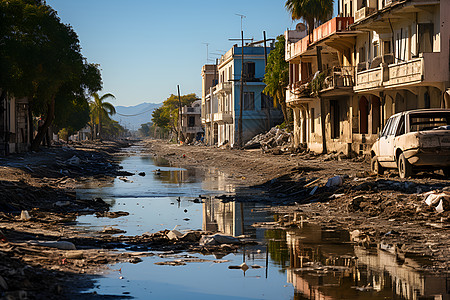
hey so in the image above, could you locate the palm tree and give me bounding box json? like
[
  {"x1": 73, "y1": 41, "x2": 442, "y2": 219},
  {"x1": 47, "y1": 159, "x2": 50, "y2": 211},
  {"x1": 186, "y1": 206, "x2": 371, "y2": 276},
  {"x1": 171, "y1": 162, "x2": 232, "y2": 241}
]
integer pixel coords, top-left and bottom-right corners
[
  {"x1": 263, "y1": 35, "x2": 290, "y2": 125},
  {"x1": 90, "y1": 92, "x2": 116, "y2": 139},
  {"x1": 285, "y1": 0, "x2": 334, "y2": 39}
]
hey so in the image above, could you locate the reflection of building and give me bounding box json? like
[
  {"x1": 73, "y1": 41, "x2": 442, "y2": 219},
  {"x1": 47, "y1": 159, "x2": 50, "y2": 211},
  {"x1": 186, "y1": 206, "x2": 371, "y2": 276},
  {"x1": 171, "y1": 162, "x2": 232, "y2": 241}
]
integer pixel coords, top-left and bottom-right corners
[
  {"x1": 284, "y1": 221, "x2": 449, "y2": 300},
  {"x1": 202, "y1": 197, "x2": 270, "y2": 239},
  {"x1": 0, "y1": 93, "x2": 30, "y2": 155},
  {"x1": 201, "y1": 168, "x2": 235, "y2": 193}
]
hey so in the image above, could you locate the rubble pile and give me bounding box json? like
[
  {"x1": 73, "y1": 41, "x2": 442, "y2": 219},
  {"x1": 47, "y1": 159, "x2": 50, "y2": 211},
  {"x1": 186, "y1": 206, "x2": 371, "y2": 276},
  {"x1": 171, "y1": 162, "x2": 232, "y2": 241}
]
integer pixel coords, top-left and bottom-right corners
[{"x1": 244, "y1": 127, "x2": 292, "y2": 151}]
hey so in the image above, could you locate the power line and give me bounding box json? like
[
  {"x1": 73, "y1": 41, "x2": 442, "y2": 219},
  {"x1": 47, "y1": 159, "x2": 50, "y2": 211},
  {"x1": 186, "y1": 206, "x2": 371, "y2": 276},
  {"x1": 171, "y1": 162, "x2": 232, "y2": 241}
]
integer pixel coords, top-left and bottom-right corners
[{"x1": 115, "y1": 107, "x2": 156, "y2": 117}]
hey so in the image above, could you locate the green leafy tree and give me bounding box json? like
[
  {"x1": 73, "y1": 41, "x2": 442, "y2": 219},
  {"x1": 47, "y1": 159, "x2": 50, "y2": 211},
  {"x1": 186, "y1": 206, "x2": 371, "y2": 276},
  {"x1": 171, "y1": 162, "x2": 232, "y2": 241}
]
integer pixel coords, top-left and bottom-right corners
[
  {"x1": 138, "y1": 122, "x2": 152, "y2": 137},
  {"x1": 0, "y1": 0, "x2": 102, "y2": 150},
  {"x1": 89, "y1": 92, "x2": 116, "y2": 139},
  {"x1": 263, "y1": 35, "x2": 290, "y2": 125},
  {"x1": 151, "y1": 93, "x2": 198, "y2": 140},
  {"x1": 285, "y1": 0, "x2": 334, "y2": 39}
]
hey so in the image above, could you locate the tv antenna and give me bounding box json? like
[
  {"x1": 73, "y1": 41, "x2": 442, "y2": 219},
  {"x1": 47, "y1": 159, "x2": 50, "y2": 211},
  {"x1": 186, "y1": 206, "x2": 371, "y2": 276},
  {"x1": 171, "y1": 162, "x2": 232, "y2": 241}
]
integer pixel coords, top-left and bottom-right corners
[
  {"x1": 235, "y1": 13, "x2": 246, "y2": 32},
  {"x1": 202, "y1": 42, "x2": 209, "y2": 63}
]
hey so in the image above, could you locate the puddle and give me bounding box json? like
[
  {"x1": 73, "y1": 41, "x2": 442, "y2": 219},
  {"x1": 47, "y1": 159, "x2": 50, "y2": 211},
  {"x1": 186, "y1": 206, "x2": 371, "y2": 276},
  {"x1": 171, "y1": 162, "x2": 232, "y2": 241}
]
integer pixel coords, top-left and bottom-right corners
[{"x1": 76, "y1": 146, "x2": 449, "y2": 299}]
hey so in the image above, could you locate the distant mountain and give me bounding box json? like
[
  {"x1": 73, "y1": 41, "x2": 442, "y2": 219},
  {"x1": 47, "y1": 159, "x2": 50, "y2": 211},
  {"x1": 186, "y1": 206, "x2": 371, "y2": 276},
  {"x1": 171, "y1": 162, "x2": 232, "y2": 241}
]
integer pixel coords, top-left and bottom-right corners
[{"x1": 111, "y1": 102, "x2": 161, "y2": 131}]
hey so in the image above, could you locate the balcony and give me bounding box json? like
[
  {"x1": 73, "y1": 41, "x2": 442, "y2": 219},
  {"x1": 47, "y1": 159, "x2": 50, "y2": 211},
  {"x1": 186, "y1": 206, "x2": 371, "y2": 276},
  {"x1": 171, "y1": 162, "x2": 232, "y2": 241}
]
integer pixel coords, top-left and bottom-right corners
[
  {"x1": 355, "y1": 65, "x2": 383, "y2": 92},
  {"x1": 321, "y1": 66, "x2": 354, "y2": 93},
  {"x1": 213, "y1": 111, "x2": 233, "y2": 123},
  {"x1": 355, "y1": 7, "x2": 376, "y2": 22},
  {"x1": 182, "y1": 106, "x2": 200, "y2": 115},
  {"x1": 285, "y1": 17, "x2": 354, "y2": 61},
  {"x1": 384, "y1": 57, "x2": 423, "y2": 87},
  {"x1": 214, "y1": 81, "x2": 232, "y2": 94},
  {"x1": 183, "y1": 126, "x2": 203, "y2": 134}
]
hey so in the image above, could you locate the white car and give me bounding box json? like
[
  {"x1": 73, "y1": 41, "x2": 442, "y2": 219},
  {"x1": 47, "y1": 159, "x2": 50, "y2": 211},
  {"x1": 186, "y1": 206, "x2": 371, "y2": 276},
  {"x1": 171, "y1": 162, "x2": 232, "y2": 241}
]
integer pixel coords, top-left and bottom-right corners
[{"x1": 370, "y1": 109, "x2": 450, "y2": 178}]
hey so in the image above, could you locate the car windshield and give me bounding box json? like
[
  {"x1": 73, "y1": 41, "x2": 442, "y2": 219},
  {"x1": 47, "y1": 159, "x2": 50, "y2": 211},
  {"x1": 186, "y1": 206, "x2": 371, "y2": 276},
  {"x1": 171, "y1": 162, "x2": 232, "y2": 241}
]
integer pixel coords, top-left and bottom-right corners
[{"x1": 409, "y1": 112, "x2": 450, "y2": 132}]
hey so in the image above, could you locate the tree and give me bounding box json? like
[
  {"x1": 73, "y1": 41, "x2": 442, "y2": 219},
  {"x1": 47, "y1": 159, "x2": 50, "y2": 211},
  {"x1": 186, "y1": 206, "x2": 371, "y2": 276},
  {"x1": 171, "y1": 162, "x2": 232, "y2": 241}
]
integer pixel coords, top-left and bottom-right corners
[
  {"x1": 263, "y1": 35, "x2": 290, "y2": 125},
  {"x1": 0, "y1": 0, "x2": 103, "y2": 150},
  {"x1": 285, "y1": 0, "x2": 334, "y2": 39},
  {"x1": 151, "y1": 93, "x2": 198, "y2": 141},
  {"x1": 89, "y1": 93, "x2": 116, "y2": 139}
]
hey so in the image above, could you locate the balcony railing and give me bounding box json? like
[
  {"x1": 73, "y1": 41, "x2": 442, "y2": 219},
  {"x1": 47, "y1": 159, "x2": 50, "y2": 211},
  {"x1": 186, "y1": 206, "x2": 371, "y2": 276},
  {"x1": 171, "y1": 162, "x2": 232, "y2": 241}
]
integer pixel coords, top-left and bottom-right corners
[
  {"x1": 214, "y1": 81, "x2": 232, "y2": 94},
  {"x1": 322, "y1": 66, "x2": 354, "y2": 91},
  {"x1": 355, "y1": 7, "x2": 376, "y2": 22},
  {"x1": 384, "y1": 57, "x2": 423, "y2": 87},
  {"x1": 213, "y1": 111, "x2": 233, "y2": 123},
  {"x1": 285, "y1": 17, "x2": 353, "y2": 61},
  {"x1": 355, "y1": 67, "x2": 383, "y2": 91}
]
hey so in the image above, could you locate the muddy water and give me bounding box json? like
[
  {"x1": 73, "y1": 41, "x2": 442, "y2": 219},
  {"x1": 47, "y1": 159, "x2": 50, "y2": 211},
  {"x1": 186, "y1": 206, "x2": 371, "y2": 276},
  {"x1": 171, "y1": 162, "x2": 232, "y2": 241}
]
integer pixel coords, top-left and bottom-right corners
[{"x1": 76, "y1": 146, "x2": 449, "y2": 300}]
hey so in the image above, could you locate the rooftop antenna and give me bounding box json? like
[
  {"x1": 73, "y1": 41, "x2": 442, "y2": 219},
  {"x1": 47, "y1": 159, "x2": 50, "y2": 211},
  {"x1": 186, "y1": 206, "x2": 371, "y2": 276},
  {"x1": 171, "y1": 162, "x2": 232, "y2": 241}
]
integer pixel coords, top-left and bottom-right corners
[
  {"x1": 202, "y1": 42, "x2": 209, "y2": 63},
  {"x1": 235, "y1": 13, "x2": 246, "y2": 32}
]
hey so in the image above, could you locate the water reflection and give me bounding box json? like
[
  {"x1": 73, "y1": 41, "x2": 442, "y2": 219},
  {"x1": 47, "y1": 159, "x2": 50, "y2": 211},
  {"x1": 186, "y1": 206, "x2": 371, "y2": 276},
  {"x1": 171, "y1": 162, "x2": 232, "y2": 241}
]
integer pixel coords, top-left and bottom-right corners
[
  {"x1": 203, "y1": 197, "x2": 270, "y2": 237},
  {"x1": 261, "y1": 217, "x2": 449, "y2": 300},
  {"x1": 77, "y1": 148, "x2": 449, "y2": 300}
]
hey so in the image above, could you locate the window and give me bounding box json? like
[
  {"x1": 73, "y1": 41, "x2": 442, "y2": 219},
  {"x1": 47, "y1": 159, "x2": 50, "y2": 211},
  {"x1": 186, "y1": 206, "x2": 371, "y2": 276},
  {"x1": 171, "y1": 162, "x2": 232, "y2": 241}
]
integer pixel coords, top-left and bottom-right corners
[
  {"x1": 396, "y1": 115, "x2": 405, "y2": 136},
  {"x1": 188, "y1": 116, "x2": 195, "y2": 127},
  {"x1": 373, "y1": 42, "x2": 379, "y2": 57},
  {"x1": 261, "y1": 93, "x2": 272, "y2": 109},
  {"x1": 310, "y1": 108, "x2": 315, "y2": 133},
  {"x1": 244, "y1": 62, "x2": 255, "y2": 79},
  {"x1": 243, "y1": 92, "x2": 254, "y2": 110},
  {"x1": 418, "y1": 23, "x2": 433, "y2": 53},
  {"x1": 409, "y1": 112, "x2": 450, "y2": 132}
]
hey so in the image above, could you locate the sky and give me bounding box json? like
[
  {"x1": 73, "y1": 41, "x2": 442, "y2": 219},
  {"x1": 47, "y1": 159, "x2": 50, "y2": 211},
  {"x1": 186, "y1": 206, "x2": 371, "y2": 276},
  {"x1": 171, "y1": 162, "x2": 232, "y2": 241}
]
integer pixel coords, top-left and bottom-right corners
[{"x1": 46, "y1": 0, "x2": 338, "y2": 107}]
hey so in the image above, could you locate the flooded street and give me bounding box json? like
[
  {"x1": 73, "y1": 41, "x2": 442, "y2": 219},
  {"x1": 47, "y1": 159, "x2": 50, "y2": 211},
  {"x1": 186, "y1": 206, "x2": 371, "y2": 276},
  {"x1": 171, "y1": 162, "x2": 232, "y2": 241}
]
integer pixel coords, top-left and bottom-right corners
[{"x1": 76, "y1": 146, "x2": 449, "y2": 300}]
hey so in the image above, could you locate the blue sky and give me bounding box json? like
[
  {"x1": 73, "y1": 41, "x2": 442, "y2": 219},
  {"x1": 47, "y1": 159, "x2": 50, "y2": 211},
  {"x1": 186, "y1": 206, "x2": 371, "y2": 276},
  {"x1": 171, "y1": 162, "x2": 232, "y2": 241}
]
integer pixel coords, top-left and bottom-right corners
[{"x1": 46, "y1": 0, "x2": 338, "y2": 107}]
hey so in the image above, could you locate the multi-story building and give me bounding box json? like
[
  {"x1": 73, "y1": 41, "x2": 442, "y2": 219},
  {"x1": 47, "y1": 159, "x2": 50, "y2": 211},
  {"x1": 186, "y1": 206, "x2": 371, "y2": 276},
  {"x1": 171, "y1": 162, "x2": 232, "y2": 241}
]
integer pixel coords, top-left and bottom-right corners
[
  {"x1": 181, "y1": 99, "x2": 203, "y2": 143},
  {"x1": 201, "y1": 43, "x2": 283, "y2": 147},
  {"x1": 286, "y1": 0, "x2": 450, "y2": 155},
  {"x1": 0, "y1": 91, "x2": 31, "y2": 155}
]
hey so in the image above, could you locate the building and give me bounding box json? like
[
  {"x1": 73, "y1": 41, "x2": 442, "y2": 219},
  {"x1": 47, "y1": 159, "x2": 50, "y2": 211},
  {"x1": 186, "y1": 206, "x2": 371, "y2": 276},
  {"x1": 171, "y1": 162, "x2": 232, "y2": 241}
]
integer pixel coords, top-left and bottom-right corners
[
  {"x1": 0, "y1": 91, "x2": 31, "y2": 155},
  {"x1": 180, "y1": 99, "x2": 203, "y2": 143},
  {"x1": 201, "y1": 42, "x2": 283, "y2": 147},
  {"x1": 285, "y1": 0, "x2": 450, "y2": 155}
]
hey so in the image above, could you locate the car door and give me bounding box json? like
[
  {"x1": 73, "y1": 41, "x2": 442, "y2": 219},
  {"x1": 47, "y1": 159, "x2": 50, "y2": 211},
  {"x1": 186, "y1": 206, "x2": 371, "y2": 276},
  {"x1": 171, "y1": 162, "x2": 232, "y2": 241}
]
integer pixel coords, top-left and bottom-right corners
[{"x1": 378, "y1": 115, "x2": 399, "y2": 162}]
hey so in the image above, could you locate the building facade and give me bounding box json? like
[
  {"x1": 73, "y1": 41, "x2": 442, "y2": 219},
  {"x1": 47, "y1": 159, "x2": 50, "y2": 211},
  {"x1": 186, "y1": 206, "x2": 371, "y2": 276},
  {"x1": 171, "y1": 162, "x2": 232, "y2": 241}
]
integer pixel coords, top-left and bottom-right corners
[
  {"x1": 0, "y1": 91, "x2": 31, "y2": 155},
  {"x1": 286, "y1": 0, "x2": 450, "y2": 155},
  {"x1": 201, "y1": 43, "x2": 283, "y2": 147},
  {"x1": 181, "y1": 99, "x2": 203, "y2": 143}
]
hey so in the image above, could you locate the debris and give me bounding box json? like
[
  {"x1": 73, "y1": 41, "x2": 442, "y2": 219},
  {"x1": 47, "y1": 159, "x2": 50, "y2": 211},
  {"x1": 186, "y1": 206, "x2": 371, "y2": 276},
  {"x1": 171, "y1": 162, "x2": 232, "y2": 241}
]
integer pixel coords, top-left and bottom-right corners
[
  {"x1": 28, "y1": 240, "x2": 76, "y2": 250},
  {"x1": 244, "y1": 127, "x2": 292, "y2": 150},
  {"x1": 309, "y1": 186, "x2": 318, "y2": 195},
  {"x1": 228, "y1": 262, "x2": 249, "y2": 272},
  {"x1": 200, "y1": 234, "x2": 241, "y2": 246},
  {"x1": 424, "y1": 191, "x2": 450, "y2": 212},
  {"x1": 167, "y1": 230, "x2": 183, "y2": 240},
  {"x1": 138, "y1": 172, "x2": 146, "y2": 176},
  {"x1": 67, "y1": 155, "x2": 81, "y2": 165},
  {"x1": 101, "y1": 227, "x2": 126, "y2": 234},
  {"x1": 325, "y1": 176, "x2": 343, "y2": 188},
  {"x1": 19, "y1": 210, "x2": 31, "y2": 221}
]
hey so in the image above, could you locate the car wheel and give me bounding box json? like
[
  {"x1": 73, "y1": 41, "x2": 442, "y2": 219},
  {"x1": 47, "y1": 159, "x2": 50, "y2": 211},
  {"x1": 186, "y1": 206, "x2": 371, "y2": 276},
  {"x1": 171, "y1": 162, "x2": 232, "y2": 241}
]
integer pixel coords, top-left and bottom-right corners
[
  {"x1": 398, "y1": 153, "x2": 412, "y2": 179},
  {"x1": 371, "y1": 156, "x2": 384, "y2": 175}
]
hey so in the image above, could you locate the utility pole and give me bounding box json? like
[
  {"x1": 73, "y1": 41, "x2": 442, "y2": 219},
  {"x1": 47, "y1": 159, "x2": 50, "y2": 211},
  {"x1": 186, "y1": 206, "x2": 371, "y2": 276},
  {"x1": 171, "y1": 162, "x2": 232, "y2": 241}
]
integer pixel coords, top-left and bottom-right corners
[
  {"x1": 238, "y1": 30, "x2": 244, "y2": 148},
  {"x1": 177, "y1": 85, "x2": 184, "y2": 143},
  {"x1": 263, "y1": 31, "x2": 271, "y2": 130}
]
